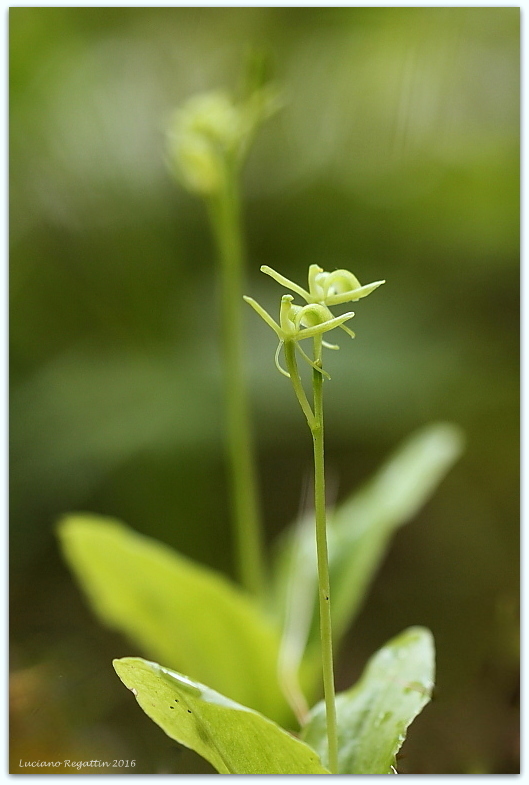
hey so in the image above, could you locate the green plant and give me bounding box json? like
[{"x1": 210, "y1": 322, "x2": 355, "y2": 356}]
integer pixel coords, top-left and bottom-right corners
[
  {"x1": 244, "y1": 263, "x2": 384, "y2": 772},
  {"x1": 166, "y1": 84, "x2": 277, "y2": 597},
  {"x1": 58, "y1": 76, "x2": 464, "y2": 774}
]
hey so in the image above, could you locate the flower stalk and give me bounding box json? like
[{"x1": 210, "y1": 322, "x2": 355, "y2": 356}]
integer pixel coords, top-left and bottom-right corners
[
  {"x1": 311, "y1": 336, "x2": 339, "y2": 774},
  {"x1": 283, "y1": 333, "x2": 337, "y2": 772},
  {"x1": 166, "y1": 88, "x2": 279, "y2": 597},
  {"x1": 206, "y1": 164, "x2": 266, "y2": 597},
  {"x1": 245, "y1": 264, "x2": 384, "y2": 773}
]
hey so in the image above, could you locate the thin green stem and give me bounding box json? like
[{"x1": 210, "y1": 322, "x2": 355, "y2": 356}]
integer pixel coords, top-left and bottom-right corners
[
  {"x1": 206, "y1": 162, "x2": 266, "y2": 598},
  {"x1": 311, "y1": 335, "x2": 338, "y2": 774},
  {"x1": 283, "y1": 341, "x2": 316, "y2": 431},
  {"x1": 285, "y1": 334, "x2": 338, "y2": 772}
]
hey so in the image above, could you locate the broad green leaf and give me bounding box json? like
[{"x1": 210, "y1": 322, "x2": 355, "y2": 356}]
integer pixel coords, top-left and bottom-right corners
[
  {"x1": 113, "y1": 657, "x2": 329, "y2": 774},
  {"x1": 301, "y1": 626, "x2": 435, "y2": 774},
  {"x1": 58, "y1": 515, "x2": 288, "y2": 723},
  {"x1": 272, "y1": 423, "x2": 462, "y2": 702},
  {"x1": 329, "y1": 422, "x2": 464, "y2": 642}
]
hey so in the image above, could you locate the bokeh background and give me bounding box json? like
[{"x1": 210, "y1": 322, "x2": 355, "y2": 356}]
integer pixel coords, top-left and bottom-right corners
[{"x1": 10, "y1": 7, "x2": 519, "y2": 775}]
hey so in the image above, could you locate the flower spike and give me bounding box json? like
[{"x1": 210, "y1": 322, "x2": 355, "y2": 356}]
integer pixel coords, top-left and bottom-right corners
[{"x1": 244, "y1": 263, "x2": 382, "y2": 377}]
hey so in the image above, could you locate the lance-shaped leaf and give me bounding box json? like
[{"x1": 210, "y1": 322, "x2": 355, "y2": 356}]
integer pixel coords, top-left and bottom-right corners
[
  {"x1": 328, "y1": 422, "x2": 464, "y2": 643},
  {"x1": 58, "y1": 515, "x2": 288, "y2": 723},
  {"x1": 272, "y1": 422, "x2": 463, "y2": 706},
  {"x1": 113, "y1": 657, "x2": 329, "y2": 775},
  {"x1": 301, "y1": 627, "x2": 435, "y2": 774}
]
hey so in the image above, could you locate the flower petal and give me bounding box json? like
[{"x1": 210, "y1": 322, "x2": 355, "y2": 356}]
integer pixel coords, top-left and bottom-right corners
[
  {"x1": 295, "y1": 311, "x2": 355, "y2": 341},
  {"x1": 243, "y1": 296, "x2": 283, "y2": 338},
  {"x1": 326, "y1": 280, "x2": 385, "y2": 306},
  {"x1": 261, "y1": 266, "x2": 312, "y2": 302}
]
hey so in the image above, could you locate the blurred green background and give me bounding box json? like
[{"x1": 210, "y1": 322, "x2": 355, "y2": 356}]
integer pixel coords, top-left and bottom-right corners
[{"x1": 10, "y1": 7, "x2": 519, "y2": 775}]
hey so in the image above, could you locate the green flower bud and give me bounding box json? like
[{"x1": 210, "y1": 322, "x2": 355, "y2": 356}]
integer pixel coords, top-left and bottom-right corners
[
  {"x1": 167, "y1": 91, "x2": 239, "y2": 195},
  {"x1": 167, "y1": 86, "x2": 280, "y2": 197}
]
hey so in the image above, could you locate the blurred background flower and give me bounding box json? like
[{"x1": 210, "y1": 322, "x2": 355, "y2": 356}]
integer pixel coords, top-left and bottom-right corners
[{"x1": 10, "y1": 7, "x2": 519, "y2": 774}]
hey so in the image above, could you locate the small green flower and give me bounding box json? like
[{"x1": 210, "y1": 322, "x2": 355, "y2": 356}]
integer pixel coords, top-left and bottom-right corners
[
  {"x1": 261, "y1": 264, "x2": 385, "y2": 307},
  {"x1": 243, "y1": 293, "x2": 355, "y2": 378},
  {"x1": 244, "y1": 264, "x2": 384, "y2": 377}
]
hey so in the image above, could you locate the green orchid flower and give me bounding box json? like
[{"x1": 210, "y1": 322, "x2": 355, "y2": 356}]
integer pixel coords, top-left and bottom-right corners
[
  {"x1": 243, "y1": 293, "x2": 355, "y2": 378},
  {"x1": 261, "y1": 264, "x2": 385, "y2": 307},
  {"x1": 244, "y1": 264, "x2": 384, "y2": 377}
]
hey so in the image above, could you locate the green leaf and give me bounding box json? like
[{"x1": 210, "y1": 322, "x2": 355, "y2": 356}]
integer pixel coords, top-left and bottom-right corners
[
  {"x1": 328, "y1": 422, "x2": 464, "y2": 642},
  {"x1": 113, "y1": 657, "x2": 329, "y2": 774},
  {"x1": 272, "y1": 423, "x2": 462, "y2": 701},
  {"x1": 301, "y1": 626, "x2": 435, "y2": 774},
  {"x1": 58, "y1": 515, "x2": 288, "y2": 723}
]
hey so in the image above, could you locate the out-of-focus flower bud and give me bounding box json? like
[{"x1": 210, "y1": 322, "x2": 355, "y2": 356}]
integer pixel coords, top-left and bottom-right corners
[{"x1": 167, "y1": 87, "x2": 280, "y2": 197}]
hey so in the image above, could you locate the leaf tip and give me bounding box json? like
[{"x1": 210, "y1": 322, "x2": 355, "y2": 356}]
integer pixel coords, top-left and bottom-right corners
[{"x1": 425, "y1": 422, "x2": 466, "y2": 462}]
